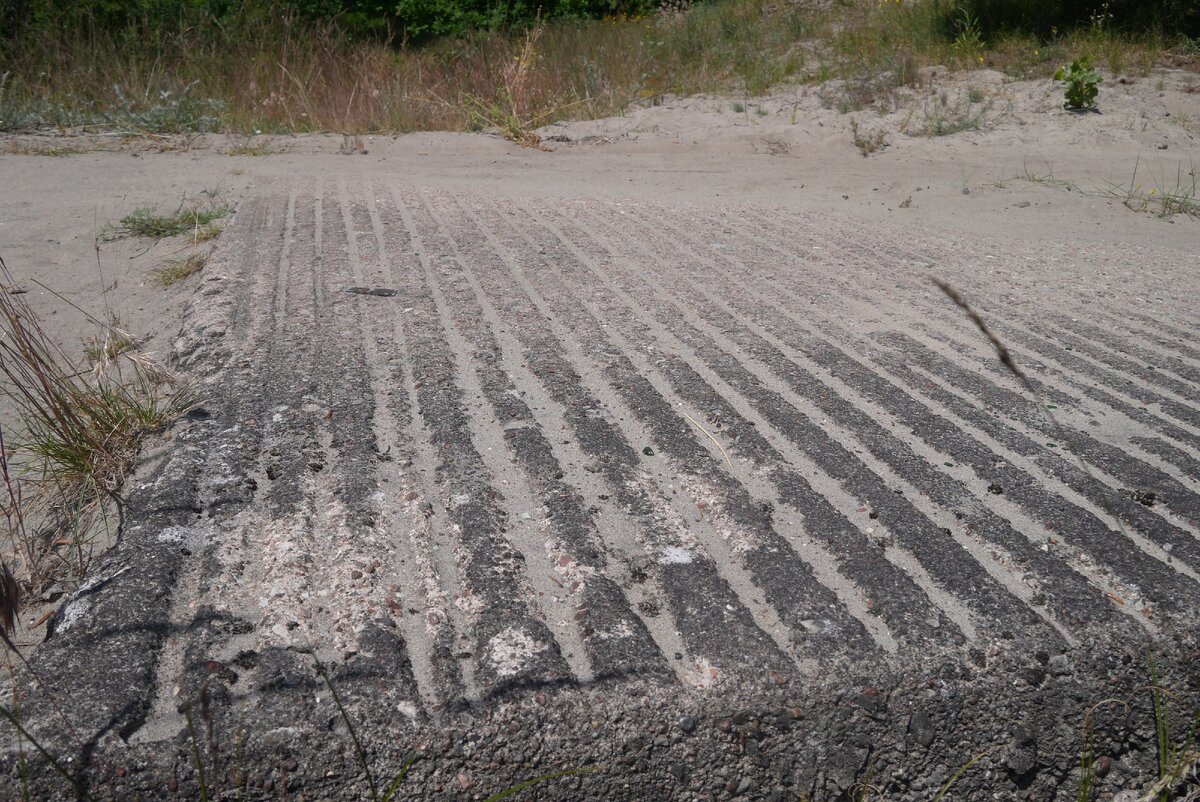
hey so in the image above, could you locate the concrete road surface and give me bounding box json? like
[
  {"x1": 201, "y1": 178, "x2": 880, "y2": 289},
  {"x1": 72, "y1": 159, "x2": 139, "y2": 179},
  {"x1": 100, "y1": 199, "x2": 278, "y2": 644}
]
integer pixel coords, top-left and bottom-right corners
[{"x1": 3, "y1": 131, "x2": 1199, "y2": 801}]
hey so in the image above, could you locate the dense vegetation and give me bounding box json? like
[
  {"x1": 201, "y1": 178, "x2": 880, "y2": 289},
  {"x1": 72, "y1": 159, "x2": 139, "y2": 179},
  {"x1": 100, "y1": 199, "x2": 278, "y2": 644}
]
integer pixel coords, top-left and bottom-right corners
[
  {"x1": 963, "y1": 0, "x2": 1199, "y2": 40},
  {"x1": 1, "y1": 0, "x2": 660, "y2": 42},
  {"x1": 3, "y1": 0, "x2": 1196, "y2": 46},
  {"x1": 0, "y1": 0, "x2": 1195, "y2": 136}
]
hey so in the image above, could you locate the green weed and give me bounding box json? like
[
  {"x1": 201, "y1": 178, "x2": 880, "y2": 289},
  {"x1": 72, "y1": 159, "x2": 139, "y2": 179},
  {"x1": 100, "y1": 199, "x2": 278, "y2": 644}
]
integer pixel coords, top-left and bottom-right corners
[
  {"x1": 951, "y1": 7, "x2": 984, "y2": 63},
  {"x1": 108, "y1": 204, "x2": 229, "y2": 240},
  {"x1": 1015, "y1": 163, "x2": 1080, "y2": 192},
  {"x1": 460, "y1": 22, "x2": 570, "y2": 149},
  {"x1": 1055, "y1": 56, "x2": 1102, "y2": 109},
  {"x1": 1098, "y1": 156, "x2": 1200, "y2": 219}
]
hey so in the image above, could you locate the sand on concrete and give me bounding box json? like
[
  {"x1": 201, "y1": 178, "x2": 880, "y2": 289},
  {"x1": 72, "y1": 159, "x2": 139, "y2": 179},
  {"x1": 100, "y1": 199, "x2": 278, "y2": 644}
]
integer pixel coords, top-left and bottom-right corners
[{"x1": 0, "y1": 64, "x2": 1197, "y2": 801}]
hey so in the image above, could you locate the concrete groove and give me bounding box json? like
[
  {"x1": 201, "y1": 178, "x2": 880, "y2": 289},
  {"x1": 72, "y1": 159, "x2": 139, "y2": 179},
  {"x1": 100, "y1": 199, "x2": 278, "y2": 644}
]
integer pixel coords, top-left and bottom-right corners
[
  {"x1": 588, "y1": 201, "x2": 1185, "y2": 635},
  {"x1": 397, "y1": 184, "x2": 682, "y2": 688},
  {"x1": 1134, "y1": 436, "x2": 1200, "y2": 483},
  {"x1": 901, "y1": 318, "x2": 1200, "y2": 470},
  {"x1": 627, "y1": 212, "x2": 1095, "y2": 640},
  {"x1": 12, "y1": 179, "x2": 1200, "y2": 801},
  {"x1": 667, "y1": 209, "x2": 1200, "y2": 517},
  {"x1": 1056, "y1": 317, "x2": 1200, "y2": 386},
  {"x1": 385, "y1": 185, "x2": 574, "y2": 701},
  {"x1": 993, "y1": 316, "x2": 1200, "y2": 434},
  {"x1": 897, "y1": 357, "x2": 1200, "y2": 541},
  {"x1": 511, "y1": 203, "x2": 924, "y2": 654},
  {"x1": 878, "y1": 338, "x2": 1200, "y2": 546},
  {"x1": 999, "y1": 321, "x2": 1200, "y2": 432},
  {"x1": 873, "y1": 317, "x2": 1200, "y2": 475},
  {"x1": 361, "y1": 181, "x2": 471, "y2": 711},
  {"x1": 459, "y1": 195, "x2": 889, "y2": 669},
  {"x1": 426, "y1": 189, "x2": 807, "y2": 676},
  {"x1": 1028, "y1": 318, "x2": 1200, "y2": 400},
  {"x1": 471, "y1": 199, "x2": 893, "y2": 669},
  {"x1": 572, "y1": 202, "x2": 1055, "y2": 641},
  {"x1": 515, "y1": 200, "x2": 956, "y2": 652}
]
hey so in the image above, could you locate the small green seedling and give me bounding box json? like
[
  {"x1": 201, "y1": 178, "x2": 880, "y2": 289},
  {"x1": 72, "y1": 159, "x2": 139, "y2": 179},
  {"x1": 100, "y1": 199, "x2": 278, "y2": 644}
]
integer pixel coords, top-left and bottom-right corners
[{"x1": 1054, "y1": 57, "x2": 1101, "y2": 110}]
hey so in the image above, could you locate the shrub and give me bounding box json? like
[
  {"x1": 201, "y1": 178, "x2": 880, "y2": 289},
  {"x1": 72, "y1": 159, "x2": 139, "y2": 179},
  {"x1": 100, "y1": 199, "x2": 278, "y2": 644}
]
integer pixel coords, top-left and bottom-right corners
[
  {"x1": 1055, "y1": 55, "x2": 1101, "y2": 109},
  {"x1": 957, "y1": 0, "x2": 1200, "y2": 40},
  {"x1": 2, "y1": 0, "x2": 663, "y2": 45}
]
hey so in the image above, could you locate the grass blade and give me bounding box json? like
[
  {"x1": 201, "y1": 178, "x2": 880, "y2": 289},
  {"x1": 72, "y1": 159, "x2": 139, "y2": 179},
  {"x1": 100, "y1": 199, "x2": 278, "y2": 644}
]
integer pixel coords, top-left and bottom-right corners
[
  {"x1": 0, "y1": 704, "x2": 96, "y2": 801},
  {"x1": 379, "y1": 752, "x2": 418, "y2": 802},
  {"x1": 932, "y1": 746, "x2": 995, "y2": 802},
  {"x1": 482, "y1": 766, "x2": 596, "y2": 802},
  {"x1": 182, "y1": 702, "x2": 210, "y2": 802},
  {"x1": 314, "y1": 657, "x2": 380, "y2": 802}
]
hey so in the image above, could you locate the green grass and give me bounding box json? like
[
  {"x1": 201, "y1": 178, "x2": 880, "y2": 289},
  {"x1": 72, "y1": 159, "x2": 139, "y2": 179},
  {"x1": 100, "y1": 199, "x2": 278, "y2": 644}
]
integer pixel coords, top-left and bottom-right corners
[
  {"x1": 110, "y1": 205, "x2": 229, "y2": 240},
  {"x1": 1099, "y1": 157, "x2": 1200, "y2": 219}
]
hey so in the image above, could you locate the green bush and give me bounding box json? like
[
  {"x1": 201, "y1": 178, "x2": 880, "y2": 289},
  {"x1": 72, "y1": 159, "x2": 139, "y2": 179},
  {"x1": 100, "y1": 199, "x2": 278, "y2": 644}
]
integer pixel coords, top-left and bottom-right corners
[
  {"x1": 1055, "y1": 55, "x2": 1101, "y2": 109},
  {"x1": 393, "y1": 0, "x2": 658, "y2": 41},
  {"x1": 956, "y1": 0, "x2": 1199, "y2": 39},
  {"x1": 1, "y1": 0, "x2": 662, "y2": 44}
]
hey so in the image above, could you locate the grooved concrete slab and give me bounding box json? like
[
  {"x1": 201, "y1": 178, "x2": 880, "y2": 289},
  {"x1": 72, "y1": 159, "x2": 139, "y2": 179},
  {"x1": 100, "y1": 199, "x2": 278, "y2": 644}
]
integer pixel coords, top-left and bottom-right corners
[{"x1": 6, "y1": 173, "x2": 1199, "y2": 800}]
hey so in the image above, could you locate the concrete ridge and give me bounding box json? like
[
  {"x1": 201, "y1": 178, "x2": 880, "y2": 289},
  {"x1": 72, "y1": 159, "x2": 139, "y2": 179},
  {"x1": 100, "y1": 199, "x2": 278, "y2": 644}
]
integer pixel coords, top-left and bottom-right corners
[{"x1": 5, "y1": 179, "x2": 1199, "y2": 800}]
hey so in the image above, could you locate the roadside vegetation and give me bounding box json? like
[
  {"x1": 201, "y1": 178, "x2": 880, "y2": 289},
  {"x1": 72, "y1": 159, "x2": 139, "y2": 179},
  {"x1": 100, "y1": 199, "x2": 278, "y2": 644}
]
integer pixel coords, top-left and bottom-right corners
[
  {"x1": 102, "y1": 199, "x2": 229, "y2": 241},
  {"x1": 0, "y1": 256, "x2": 196, "y2": 607},
  {"x1": 0, "y1": 0, "x2": 1196, "y2": 138}
]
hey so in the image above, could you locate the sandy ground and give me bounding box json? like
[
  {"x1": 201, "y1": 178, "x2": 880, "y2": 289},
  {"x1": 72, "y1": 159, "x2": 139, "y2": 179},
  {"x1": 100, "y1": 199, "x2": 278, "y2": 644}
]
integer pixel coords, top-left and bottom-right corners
[
  {"x1": 1, "y1": 65, "x2": 1196, "y2": 360},
  {"x1": 0, "y1": 66, "x2": 1198, "y2": 800}
]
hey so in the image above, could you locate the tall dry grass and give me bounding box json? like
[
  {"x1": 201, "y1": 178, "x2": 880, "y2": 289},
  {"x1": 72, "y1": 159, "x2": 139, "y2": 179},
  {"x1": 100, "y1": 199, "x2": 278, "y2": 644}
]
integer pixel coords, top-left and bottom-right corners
[
  {"x1": 0, "y1": 256, "x2": 196, "y2": 597},
  {"x1": 0, "y1": 0, "x2": 1185, "y2": 134},
  {"x1": 1, "y1": 5, "x2": 656, "y2": 133},
  {"x1": 0, "y1": 0, "x2": 964, "y2": 134}
]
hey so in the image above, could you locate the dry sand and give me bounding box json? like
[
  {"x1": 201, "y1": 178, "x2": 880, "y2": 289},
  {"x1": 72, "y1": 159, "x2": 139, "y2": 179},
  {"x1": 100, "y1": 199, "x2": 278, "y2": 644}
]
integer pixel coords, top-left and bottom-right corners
[
  {"x1": 1, "y1": 66, "x2": 1196, "y2": 363},
  {"x1": 0, "y1": 65, "x2": 1198, "y2": 801}
]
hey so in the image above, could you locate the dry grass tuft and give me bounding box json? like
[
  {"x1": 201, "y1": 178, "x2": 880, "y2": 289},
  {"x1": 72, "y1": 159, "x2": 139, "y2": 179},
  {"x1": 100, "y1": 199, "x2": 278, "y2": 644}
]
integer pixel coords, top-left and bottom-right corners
[
  {"x1": 0, "y1": 140, "x2": 94, "y2": 157},
  {"x1": 850, "y1": 119, "x2": 888, "y2": 156},
  {"x1": 225, "y1": 134, "x2": 290, "y2": 156},
  {"x1": 149, "y1": 252, "x2": 208, "y2": 287},
  {"x1": 190, "y1": 224, "x2": 223, "y2": 244},
  {"x1": 0, "y1": 256, "x2": 197, "y2": 595},
  {"x1": 82, "y1": 323, "x2": 141, "y2": 367}
]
